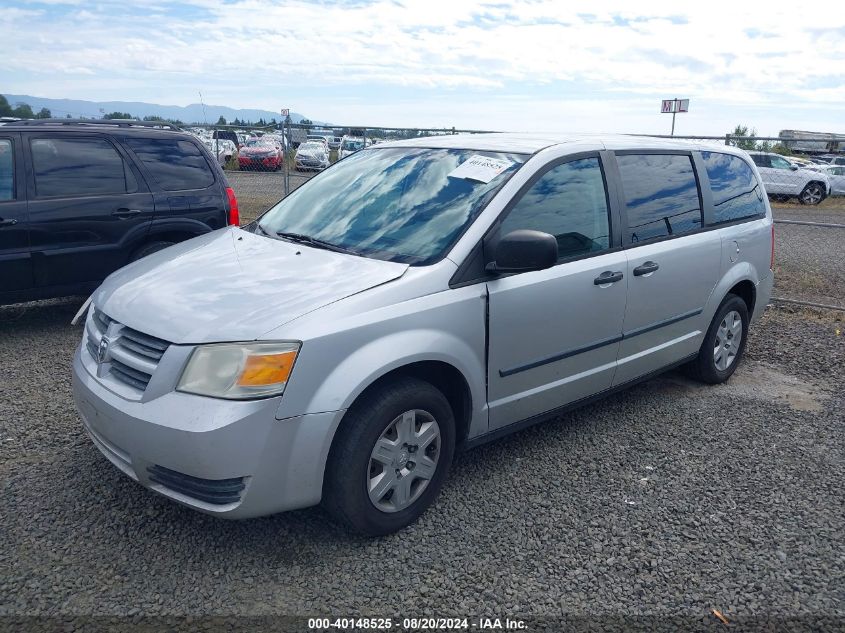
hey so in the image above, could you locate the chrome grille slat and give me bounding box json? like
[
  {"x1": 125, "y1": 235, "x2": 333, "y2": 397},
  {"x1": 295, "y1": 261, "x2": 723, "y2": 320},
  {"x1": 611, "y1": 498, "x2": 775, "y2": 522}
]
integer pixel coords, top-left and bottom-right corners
[
  {"x1": 84, "y1": 309, "x2": 171, "y2": 394},
  {"x1": 108, "y1": 344, "x2": 158, "y2": 375},
  {"x1": 121, "y1": 328, "x2": 168, "y2": 354},
  {"x1": 110, "y1": 359, "x2": 152, "y2": 390}
]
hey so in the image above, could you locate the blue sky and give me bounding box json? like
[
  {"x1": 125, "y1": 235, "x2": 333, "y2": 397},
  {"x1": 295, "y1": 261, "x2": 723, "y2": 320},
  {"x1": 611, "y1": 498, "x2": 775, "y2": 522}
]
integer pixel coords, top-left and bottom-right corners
[{"x1": 2, "y1": 0, "x2": 844, "y2": 135}]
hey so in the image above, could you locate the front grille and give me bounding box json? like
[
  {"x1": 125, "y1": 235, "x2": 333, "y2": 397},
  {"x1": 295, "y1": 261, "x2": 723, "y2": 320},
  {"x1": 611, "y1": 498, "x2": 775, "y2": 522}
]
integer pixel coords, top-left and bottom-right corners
[
  {"x1": 85, "y1": 309, "x2": 171, "y2": 393},
  {"x1": 147, "y1": 465, "x2": 245, "y2": 505}
]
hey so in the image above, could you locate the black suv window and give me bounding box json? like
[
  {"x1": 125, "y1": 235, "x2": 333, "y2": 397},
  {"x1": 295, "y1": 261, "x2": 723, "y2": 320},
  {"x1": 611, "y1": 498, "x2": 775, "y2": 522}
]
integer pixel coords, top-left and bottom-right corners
[
  {"x1": 617, "y1": 154, "x2": 702, "y2": 244},
  {"x1": 701, "y1": 152, "x2": 766, "y2": 224},
  {"x1": 31, "y1": 137, "x2": 131, "y2": 198},
  {"x1": 0, "y1": 140, "x2": 13, "y2": 201},
  {"x1": 125, "y1": 137, "x2": 214, "y2": 191},
  {"x1": 500, "y1": 157, "x2": 610, "y2": 260}
]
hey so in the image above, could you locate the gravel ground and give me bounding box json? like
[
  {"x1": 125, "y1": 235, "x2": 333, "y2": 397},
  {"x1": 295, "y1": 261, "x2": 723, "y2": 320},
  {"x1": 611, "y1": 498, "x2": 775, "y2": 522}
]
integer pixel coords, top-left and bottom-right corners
[{"x1": 1, "y1": 298, "x2": 843, "y2": 625}]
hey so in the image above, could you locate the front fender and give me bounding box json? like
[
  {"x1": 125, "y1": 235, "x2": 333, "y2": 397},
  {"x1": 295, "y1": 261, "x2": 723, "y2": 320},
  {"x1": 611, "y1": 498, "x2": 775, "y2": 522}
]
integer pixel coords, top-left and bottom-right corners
[{"x1": 278, "y1": 328, "x2": 488, "y2": 435}]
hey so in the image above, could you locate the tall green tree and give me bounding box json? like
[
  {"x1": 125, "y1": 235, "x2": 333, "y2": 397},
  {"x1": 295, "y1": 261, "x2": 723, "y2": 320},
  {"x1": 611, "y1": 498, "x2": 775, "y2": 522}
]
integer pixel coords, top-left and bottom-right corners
[
  {"x1": 216, "y1": 115, "x2": 227, "y2": 125},
  {"x1": 12, "y1": 103, "x2": 35, "y2": 119},
  {"x1": 0, "y1": 95, "x2": 13, "y2": 117},
  {"x1": 104, "y1": 111, "x2": 133, "y2": 119},
  {"x1": 729, "y1": 124, "x2": 757, "y2": 150},
  {"x1": 35, "y1": 107, "x2": 52, "y2": 119}
]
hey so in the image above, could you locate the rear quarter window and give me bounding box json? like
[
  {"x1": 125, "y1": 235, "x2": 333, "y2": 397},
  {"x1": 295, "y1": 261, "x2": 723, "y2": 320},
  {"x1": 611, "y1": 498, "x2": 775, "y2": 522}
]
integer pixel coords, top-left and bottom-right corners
[
  {"x1": 701, "y1": 152, "x2": 766, "y2": 224},
  {"x1": 616, "y1": 153, "x2": 702, "y2": 244},
  {"x1": 124, "y1": 137, "x2": 215, "y2": 191}
]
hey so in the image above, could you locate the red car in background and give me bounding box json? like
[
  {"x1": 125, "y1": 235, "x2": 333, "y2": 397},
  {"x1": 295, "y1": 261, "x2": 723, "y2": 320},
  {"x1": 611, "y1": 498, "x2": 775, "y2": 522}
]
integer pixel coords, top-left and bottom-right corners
[{"x1": 238, "y1": 138, "x2": 283, "y2": 171}]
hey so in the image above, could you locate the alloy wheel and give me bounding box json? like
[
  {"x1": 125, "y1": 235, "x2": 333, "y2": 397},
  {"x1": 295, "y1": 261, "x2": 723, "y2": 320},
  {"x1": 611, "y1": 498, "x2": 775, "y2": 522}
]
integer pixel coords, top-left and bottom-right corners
[{"x1": 800, "y1": 184, "x2": 823, "y2": 205}]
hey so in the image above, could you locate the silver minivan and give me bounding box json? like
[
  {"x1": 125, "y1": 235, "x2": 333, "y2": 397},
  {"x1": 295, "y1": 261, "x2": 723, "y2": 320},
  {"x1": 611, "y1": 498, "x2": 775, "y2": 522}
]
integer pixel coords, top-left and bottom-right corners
[{"x1": 72, "y1": 134, "x2": 774, "y2": 535}]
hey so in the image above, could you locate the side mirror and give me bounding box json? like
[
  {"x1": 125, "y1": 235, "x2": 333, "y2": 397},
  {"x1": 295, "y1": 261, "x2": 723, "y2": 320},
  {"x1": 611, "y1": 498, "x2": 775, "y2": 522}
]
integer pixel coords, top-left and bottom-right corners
[
  {"x1": 487, "y1": 230, "x2": 558, "y2": 273},
  {"x1": 790, "y1": 164, "x2": 799, "y2": 171}
]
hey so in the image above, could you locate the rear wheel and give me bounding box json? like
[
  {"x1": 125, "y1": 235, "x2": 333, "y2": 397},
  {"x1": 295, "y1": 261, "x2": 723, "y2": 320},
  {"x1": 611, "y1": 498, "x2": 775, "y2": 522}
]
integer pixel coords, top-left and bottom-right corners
[
  {"x1": 687, "y1": 294, "x2": 749, "y2": 384},
  {"x1": 799, "y1": 182, "x2": 825, "y2": 205},
  {"x1": 130, "y1": 241, "x2": 174, "y2": 262},
  {"x1": 323, "y1": 377, "x2": 455, "y2": 536}
]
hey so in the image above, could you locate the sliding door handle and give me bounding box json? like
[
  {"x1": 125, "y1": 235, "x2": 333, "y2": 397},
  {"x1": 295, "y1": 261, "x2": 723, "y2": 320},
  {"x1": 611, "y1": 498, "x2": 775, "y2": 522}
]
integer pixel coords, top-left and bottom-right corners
[
  {"x1": 0, "y1": 218, "x2": 18, "y2": 227},
  {"x1": 633, "y1": 261, "x2": 660, "y2": 276},
  {"x1": 594, "y1": 270, "x2": 624, "y2": 285}
]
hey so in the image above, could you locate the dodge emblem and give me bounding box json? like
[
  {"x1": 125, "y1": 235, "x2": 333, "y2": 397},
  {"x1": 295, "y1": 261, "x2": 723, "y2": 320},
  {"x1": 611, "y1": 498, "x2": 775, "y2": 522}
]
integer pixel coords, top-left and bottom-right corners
[{"x1": 97, "y1": 337, "x2": 110, "y2": 364}]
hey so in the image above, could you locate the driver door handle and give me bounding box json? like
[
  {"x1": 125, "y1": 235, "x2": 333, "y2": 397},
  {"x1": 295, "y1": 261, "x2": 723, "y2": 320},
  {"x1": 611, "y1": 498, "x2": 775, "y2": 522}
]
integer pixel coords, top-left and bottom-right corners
[
  {"x1": 0, "y1": 218, "x2": 18, "y2": 227},
  {"x1": 633, "y1": 261, "x2": 660, "y2": 276},
  {"x1": 594, "y1": 270, "x2": 624, "y2": 285}
]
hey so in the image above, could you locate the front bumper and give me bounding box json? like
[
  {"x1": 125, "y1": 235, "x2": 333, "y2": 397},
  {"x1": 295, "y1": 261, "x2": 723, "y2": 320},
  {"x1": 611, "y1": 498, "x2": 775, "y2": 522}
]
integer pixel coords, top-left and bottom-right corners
[{"x1": 72, "y1": 346, "x2": 344, "y2": 518}]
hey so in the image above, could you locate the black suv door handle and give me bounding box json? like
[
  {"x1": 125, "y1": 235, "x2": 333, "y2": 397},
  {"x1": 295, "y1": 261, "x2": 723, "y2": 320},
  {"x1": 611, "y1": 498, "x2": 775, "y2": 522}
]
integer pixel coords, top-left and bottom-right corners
[
  {"x1": 0, "y1": 218, "x2": 18, "y2": 227},
  {"x1": 112, "y1": 208, "x2": 142, "y2": 218},
  {"x1": 594, "y1": 270, "x2": 624, "y2": 285},
  {"x1": 633, "y1": 261, "x2": 660, "y2": 276}
]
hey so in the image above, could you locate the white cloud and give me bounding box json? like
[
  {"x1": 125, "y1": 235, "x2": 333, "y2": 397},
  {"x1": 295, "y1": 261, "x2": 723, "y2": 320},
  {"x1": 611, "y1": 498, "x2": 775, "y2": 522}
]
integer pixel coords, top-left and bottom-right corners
[{"x1": 1, "y1": 0, "x2": 844, "y2": 133}]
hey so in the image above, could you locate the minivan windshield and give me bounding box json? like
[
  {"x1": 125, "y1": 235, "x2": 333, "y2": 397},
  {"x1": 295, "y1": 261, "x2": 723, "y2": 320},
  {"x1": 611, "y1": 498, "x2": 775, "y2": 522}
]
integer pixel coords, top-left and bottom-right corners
[{"x1": 256, "y1": 147, "x2": 526, "y2": 265}]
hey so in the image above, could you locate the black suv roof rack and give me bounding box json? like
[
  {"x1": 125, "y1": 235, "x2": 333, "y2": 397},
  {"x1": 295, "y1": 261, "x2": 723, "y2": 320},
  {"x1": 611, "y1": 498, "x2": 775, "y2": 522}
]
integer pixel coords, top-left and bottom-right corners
[{"x1": 13, "y1": 118, "x2": 182, "y2": 131}]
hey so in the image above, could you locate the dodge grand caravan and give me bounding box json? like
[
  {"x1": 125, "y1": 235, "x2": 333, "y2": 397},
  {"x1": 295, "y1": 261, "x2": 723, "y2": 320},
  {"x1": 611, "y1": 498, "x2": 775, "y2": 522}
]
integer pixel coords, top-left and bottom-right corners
[{"x1": 72, "y1": 134, "x2": 774, "y2": 535}]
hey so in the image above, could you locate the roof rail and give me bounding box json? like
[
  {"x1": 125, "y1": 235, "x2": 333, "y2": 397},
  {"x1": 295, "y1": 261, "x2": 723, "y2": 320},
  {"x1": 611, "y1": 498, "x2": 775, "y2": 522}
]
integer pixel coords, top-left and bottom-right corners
[{"x1": 13, "y1": 118, "x2": 182, "y2": 131}]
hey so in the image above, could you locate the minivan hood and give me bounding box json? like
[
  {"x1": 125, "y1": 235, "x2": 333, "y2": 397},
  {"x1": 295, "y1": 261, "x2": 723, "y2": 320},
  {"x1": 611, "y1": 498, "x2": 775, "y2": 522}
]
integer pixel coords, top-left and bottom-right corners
[{"x1": 94, "y1": 227, "x2": 408, "y2": 344}]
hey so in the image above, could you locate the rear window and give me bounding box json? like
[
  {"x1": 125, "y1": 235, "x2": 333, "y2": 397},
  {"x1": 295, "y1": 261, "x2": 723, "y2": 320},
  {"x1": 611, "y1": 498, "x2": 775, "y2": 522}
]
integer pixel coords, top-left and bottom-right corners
[
  {"x1": 617, "y1": 154, "x2": 702, "y2": 244},
  {"x1": 31, "y1": 137, "x2": 133, "y2": 198},
  {"x1": 0, "y1": 139, "x2": 13, "y2": 201},
  {"x1": 701, "y1": 152, "x2": 766, "y2": 224},
  {"x1": 124, "y1": 137, "x2": 215, "y2": 191}
]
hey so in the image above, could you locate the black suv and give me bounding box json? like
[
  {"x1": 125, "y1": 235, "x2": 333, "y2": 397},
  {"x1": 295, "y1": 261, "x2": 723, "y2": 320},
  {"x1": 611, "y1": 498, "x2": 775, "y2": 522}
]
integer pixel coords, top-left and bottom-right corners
[{"x1": 0, "y1": 119, "x2": 239, "y2": 306}]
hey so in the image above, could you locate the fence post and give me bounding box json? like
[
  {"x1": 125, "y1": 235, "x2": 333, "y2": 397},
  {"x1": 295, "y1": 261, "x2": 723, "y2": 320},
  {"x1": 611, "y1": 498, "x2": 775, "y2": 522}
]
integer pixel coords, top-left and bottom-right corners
[
  {"x1": 725, "y1": 134, "x2": 731, "y2": 146},
  {"x1": 283, "y1": 116, "x2": 291, "y2": 197}
]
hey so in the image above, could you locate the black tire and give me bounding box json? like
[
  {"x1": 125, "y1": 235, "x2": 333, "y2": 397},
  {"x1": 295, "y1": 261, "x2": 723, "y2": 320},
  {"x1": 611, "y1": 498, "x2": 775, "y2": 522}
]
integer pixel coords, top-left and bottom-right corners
[
  {"x1": 799, "y1": 182, "x2": 825, "y2": 205},
  {"x1": 322, "y1": 377, "x2": 455, "y2": 536},
  {"x1": 687, "y1": 293, "x2": 749, "y2": 384},
  {"x1": 130, "y1": 241, "x2": 174, "y2": 262}
]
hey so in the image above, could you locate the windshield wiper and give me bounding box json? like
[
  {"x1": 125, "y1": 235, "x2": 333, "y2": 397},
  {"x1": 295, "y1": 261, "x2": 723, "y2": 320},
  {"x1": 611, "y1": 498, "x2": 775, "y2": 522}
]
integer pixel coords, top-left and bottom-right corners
[{"x1": 275, "y1": 231, "x2": 359, "y2": 255}]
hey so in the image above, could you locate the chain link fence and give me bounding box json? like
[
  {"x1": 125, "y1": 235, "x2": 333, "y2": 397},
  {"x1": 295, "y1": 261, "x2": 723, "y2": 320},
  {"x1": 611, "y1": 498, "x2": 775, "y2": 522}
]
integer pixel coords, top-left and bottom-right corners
[{"x1": 195, "y1": 125, "x2": 844, "y2": 310}]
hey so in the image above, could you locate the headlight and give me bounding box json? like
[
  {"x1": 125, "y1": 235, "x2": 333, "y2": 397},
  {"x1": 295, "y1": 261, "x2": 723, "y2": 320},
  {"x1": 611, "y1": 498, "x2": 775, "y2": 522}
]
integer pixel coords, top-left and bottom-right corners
[{"x1": 177, "y1": 342, "x2": 300, "y2": 400}]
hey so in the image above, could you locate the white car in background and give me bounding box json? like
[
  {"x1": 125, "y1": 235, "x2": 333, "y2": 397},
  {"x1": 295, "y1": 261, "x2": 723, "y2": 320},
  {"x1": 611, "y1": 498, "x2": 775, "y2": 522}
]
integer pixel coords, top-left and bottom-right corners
[
  {"x1": 294, "y1": 141, "x2": 330, "y2": 171},
  {"x1": 747, "y1": 151, "x2": 831, "y2": 205},
  {"x1": 807, "y1": 165, "x2": 845, "y2": 196},
  {"x1": 338, "y1": 136, "x2": 365, "y2": 159},
  {"x1": 204, "y1": 138, "x2": 238, "y2": 167}
]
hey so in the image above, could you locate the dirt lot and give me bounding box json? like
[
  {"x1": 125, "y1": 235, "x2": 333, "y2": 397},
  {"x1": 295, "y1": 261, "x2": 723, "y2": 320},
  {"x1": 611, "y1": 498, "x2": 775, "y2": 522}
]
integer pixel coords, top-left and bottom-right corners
[{"x1": 1, "y1": 299, "x2": 843, "y2": 624}]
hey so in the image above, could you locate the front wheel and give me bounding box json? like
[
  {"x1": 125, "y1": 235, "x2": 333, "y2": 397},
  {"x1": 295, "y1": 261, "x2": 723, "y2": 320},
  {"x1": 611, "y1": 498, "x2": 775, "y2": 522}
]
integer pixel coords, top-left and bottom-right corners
[
  {"x1": 686, "y1": 293, "x2": 749, "y2": 384},
  {"x1": 799, "y1": 182, "x2": 825, "y2": 205},
  {"x1": 322, "y1": 377, "x2": 455, "y2": 536}
]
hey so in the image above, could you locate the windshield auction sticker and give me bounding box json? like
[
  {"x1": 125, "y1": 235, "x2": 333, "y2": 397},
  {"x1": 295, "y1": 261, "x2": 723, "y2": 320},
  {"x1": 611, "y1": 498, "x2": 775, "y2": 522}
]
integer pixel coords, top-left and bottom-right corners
[{"x1": 447, "y1": 154, "x2": 514, "y2": 183}]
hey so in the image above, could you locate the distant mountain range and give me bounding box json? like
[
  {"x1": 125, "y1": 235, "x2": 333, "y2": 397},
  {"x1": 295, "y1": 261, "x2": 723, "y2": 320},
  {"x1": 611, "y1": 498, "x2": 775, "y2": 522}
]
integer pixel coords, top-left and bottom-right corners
[{"x1": 2, "y1": 94, "x2": 313, "y2": 125}]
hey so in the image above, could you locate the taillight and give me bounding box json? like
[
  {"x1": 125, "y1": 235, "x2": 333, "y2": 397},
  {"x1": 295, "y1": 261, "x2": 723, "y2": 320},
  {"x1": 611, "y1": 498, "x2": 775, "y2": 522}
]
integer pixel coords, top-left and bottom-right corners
[
  {"x1": 226, "y1": 187, "x2": 240, "y2": 226},
  {"x1": 770, "y1": 224, "x2": 775, "y2": 270}
]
